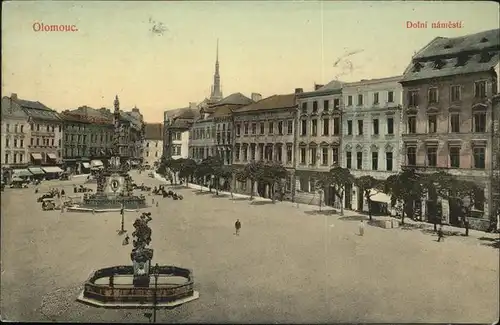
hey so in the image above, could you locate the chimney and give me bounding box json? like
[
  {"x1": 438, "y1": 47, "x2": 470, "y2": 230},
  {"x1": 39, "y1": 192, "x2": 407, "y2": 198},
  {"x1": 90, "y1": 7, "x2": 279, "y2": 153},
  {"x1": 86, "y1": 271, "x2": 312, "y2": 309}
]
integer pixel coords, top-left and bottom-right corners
[
  {"x1": 251, "y1": 93, "x2": 262, "y2": 102},
  {"x1": 294, "y1": 88, "x2": 303, "y2": 94},
  {"x1": 11, "y1": 93, "x2": 18, "y2": 100},
  {"x1": 314, "y1": 84, "x2": 324, "y2": 91}
]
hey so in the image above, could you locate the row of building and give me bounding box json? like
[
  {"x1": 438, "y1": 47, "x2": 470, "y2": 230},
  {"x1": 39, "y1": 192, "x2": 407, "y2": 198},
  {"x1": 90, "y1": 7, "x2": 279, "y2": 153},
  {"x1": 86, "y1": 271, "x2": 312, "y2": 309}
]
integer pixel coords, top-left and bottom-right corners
[
  {"x1": 163, "y1": 28, "x2": 500, "y2": 230},
  {"x1": 1, "y1": 95, "x2": 146, "y2": 178}
]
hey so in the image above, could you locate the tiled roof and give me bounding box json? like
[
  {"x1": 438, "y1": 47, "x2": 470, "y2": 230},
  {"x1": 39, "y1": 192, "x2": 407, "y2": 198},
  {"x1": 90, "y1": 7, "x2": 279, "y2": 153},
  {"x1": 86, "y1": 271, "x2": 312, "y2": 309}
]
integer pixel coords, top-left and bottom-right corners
[
  {"x1": 414, "y1": 29, "x2": 500, "y2": 59},
  {"x1": 16, "y1": 99, "x2": 50, "y2": 110},
  {"x1": 233, "y1": 94, "x2": 296, "y2": 113},
  {"x1": 144, "y1": 123, "x2": 164, "y2": 140},
  {"x1": 170, "y1": 118, "x2": 193, "y2": 129},
  {"x1": 13, "y1": 97, "x2": 61, "y2": 121},
  {"x1": 1, "y1": 97, "x2": 29, "y2": 119},
  {"x1": 211, "y1": 92, "x2": 253, "y2": 106},
  {"x1": 212, "y1": 104, "x2": 240, "y2": 118},
  {"x1": 165, "y1": 107, "x2": 197, "y2": 120},
  {"x1": 317, "y1": 79, "x2": 344, "y2": 92}
]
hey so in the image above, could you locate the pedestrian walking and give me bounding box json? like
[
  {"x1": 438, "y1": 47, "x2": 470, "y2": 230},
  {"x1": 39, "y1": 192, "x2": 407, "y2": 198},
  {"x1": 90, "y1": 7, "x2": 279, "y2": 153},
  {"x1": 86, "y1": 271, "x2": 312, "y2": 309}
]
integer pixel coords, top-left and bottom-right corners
[
  {"x1": 437, "y1": 225, "x2": 445, "y2": 242},
  {"x1": 61, "y1": 189, "x2": 65, "y2": 196},
  {"x1": 235, "y1": 219, "x2": 241, "y2": 236},
  {"x1": 359, "y1": 220, "x2": 365, "y2": 236},
  {"x1": 156, "y1": 201, "x2": 159, "y2": 207},
  {"x1": 123, "y1": 234, "x2": 130, "y2": 246},
  {"x1": 152, "y1": 198, "x2": 155, "y2": 204}
]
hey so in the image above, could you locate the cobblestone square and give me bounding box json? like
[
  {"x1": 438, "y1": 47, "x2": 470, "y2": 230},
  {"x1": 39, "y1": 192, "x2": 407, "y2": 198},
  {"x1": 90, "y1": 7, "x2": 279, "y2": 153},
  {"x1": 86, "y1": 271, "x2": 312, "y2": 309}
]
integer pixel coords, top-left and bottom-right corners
[{"x1": 1, "y1": 172, "x2": 498, "y2": 323}]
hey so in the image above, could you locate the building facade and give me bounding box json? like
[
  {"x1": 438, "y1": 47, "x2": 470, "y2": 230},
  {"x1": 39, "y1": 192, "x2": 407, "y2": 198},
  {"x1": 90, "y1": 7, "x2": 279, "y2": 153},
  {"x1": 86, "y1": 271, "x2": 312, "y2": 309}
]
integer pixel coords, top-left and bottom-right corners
[
  {"x1": 1, "y1": 96, "x2": 31, "y2": 180},
  {"x1": 164, "y1": 106, "x2": 197, "y2": 160},
  {"x1": 121, "y1": 107, "x2": 145, "y2": 165},
  {"x1": 341, "y1": 76, "x2": 403, "y2": 211},
  {"x1": 143, "y1": 123, "x2": 164, "y2": 167},
  {"x1": 232, "y1": 94, "x2": 296, "y2": 198},
  {"x1": 400, "y1": 28, "x2": 499, "y2": 230},
  {"x1": 294, "y1": 82, "x2": 343, "y2": 206}
]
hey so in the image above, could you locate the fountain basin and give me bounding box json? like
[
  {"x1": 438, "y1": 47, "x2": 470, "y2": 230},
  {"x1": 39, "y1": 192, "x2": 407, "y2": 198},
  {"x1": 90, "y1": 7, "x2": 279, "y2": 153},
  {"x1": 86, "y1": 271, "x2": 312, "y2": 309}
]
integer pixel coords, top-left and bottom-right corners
[
  {"x1": 77, "y1": 265, "x2": 199, "y2": 308},
  {"x1": 73, "y1": 194, "x2": 147, "y2": 210}
]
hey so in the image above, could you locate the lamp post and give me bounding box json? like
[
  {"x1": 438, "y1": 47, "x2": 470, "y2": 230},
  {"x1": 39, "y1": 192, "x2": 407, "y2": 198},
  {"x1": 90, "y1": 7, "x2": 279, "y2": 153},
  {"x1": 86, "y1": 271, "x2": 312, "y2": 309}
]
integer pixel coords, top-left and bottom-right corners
[
  {"x1": 153, "y1": 263, "x2": 160, "y2": 323},
  {"x1": 118, "y1": 199, "x2": 126, "y2": 235}
]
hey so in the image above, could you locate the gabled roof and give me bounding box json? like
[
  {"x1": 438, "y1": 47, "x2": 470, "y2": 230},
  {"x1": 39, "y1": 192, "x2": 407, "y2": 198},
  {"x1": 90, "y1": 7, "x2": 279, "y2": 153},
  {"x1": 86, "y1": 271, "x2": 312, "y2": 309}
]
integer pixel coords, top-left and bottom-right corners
[
  {"x1": 233, "y1": 94, "x2": 296, "y2": 113},
  {"x1": 317, "y1": 79, "x2": 344, "y2": 91},
  {"x1": 11, "y1": 96, "x2": 61, "y2": 121},
  {"x1": 1, "y1": 97, "x2": 29, "y2": 119},
  {"x1": 211, "y1": 92, "x2": 253, "y2": 107},
  {"x1": 165, "y1": 107, "x2": 198, "y2": 120},
  {"x1": 212, "y1": 104, "x2": 241, "y2": 118},
  {"x1": 413, "y1": 29, "x2": 500, "y2": 60},
  {"x1": 144, "y1": 123, "x2": 164, "y2": 140}
]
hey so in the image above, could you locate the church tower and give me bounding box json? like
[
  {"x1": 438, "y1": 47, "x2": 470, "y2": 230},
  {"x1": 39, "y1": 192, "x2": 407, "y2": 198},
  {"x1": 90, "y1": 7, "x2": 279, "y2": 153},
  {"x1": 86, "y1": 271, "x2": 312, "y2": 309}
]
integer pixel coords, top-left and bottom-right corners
[{"x1": 209, "y1": 39, "x2": 223, "y2": 102}]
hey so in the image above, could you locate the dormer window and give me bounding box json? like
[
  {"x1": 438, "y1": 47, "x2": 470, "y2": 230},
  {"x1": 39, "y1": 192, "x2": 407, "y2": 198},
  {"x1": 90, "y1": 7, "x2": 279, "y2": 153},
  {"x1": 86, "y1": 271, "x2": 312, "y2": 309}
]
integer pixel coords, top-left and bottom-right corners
[
  {"x1": 479, "y1": 52, "x2": 494, "y2": 63},
  {"x1": 444, "y1": 44, "x2": 453, "y2": 49},
  {"x1": 412, "y1": 62, "x2": 423, "y2": 73},
  {"x1": 455, "y1": 55, "x2": 469, "y2": 67},
  {"x1": 480, "y1": 37, "x2": 488, "y2": 43},
  {"x1": 434, "y1": 59, "x2": 445, "y2": 70}
]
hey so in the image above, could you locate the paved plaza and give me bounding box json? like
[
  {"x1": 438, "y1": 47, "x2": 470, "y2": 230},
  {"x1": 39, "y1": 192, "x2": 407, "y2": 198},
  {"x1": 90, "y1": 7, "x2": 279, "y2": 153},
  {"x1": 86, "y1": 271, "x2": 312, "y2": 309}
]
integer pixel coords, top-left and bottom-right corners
[{"x1": 1, "y1": 171, "x2": 499, "y2": 323}]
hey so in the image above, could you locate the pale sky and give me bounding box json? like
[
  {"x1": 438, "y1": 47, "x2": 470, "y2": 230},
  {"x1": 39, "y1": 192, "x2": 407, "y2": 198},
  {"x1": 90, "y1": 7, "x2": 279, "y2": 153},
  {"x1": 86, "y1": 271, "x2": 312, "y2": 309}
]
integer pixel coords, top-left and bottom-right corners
[{"x1": 2, "y1": 1, "x2": 499, "y2": 123}]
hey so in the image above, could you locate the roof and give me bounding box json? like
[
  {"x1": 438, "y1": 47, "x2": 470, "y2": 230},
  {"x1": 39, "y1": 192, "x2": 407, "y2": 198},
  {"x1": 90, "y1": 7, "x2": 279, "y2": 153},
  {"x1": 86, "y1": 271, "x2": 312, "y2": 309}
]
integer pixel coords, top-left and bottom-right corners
[
  {"x1": 1, "y1": 97, "x2": 29, "y2": 119},
  {"x1": 211, "y1": 104, "x2": 241, "y2": 118},
  {"x1": 165, "y1": 107, "x2": 197, "y2": 120},
  {"x1": 10, "y1": 96, "x2": 61, "y2": 121},
  {"x1": 233, "y1": 94, "x2": 296, "y2": 113},
  {"x1": 343, "y1": 75, "x2": 402, "y2": 88},
  {"x1": 413, "y1": 29, "x2": 500, "y2": 60},
  {"x1": 297, "y1": 79, "x2": 344, "y2": 98},
  {"x1": 317, "y1": 79, "x2": 344, "y2": 91},
  {"x1": 144, "y1": 123, "x2": 164, "y2": 140},
  {"x1": 211, "y1": 92, "x2": 253, "y2": 107}
]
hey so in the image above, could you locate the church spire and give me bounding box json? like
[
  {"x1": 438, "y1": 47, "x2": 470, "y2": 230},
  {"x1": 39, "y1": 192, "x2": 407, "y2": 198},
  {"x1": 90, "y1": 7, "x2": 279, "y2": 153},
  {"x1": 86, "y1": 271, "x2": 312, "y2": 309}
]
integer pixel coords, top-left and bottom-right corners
[{"x1": 210, "y1": 38, "x2": 223, "y2": 102}]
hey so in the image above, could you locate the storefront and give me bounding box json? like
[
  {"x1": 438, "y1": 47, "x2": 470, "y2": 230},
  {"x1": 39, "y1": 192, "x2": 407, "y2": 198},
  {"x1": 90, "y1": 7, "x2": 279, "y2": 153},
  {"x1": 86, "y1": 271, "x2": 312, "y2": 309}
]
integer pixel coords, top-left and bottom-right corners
[
  {"x1": 27, "y1": 167, "x2": 46, "y2": 180},
  {"x1": 30, "y1": 153, "x2": 43, "y2": 166},
  {"x1": 41, "y1": 166, "x2": 65, "y2": 179}
]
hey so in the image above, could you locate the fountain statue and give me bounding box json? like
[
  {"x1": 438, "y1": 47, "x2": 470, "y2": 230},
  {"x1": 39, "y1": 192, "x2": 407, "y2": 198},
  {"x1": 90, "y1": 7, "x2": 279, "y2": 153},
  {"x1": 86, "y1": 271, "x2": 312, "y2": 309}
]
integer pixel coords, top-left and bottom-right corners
[
  {"x1": 68, "y1": 96, "x2": 147, "y2": 211},
  {"x1": 130, "y1": 212, "x2": 154, "y2": 287}
]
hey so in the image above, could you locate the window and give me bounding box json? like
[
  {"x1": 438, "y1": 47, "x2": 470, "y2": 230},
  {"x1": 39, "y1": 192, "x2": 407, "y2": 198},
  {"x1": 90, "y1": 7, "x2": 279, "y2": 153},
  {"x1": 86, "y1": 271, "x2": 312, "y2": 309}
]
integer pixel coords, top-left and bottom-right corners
[
  {"x1": 449, "y1": 147, "x2": 460, "y2": 168},
  {"x1": 301, "y1": 102, "x2": 307, "y2": 113},
  {"x1": 276, "y1": 147, "x2": 282, "y2": 162},
  {"x1": 373, "y1": 92, "x2": 379, "y2": 104},
  {"x1": 46, "y1": 125, "x2": 50, "y2": 132},
  {"x1": 310, "y1": 147, "x2": 317, "y2": 165},
  {"x1": 6, "y1": 124, "x2": 10, "y2": 132},
  {"x1": 155, "y1": 152, "x2": 158, "y2": 157},
  {"x1": 408, "y1": 90, "x2": 419, "y2": 107},
  {"x1": 278, "y1": 121, "x2": 284, "y2": 135},
  {"x1": 4, "y1": 154, "x2": 8, "y2": 164},
  {"x1": 388, "y1": 91, "x2": 394, "y2": 103},
  {"x1": 311, "y1": 120, "x2": 317, "y2": 136},
  {"x1": 13, "y1": 153, "x2": 17, "y2": 164},
  {"x1": 357, "y1": 94, "x2": 363, "y2": 106},
  {"x1": 334, "y1": 98, "x2": 340, "y2": 110},
  {"x1": 20, "y1": 125, "x2": 24, "y2": 133},
  {"x1": 301, "y1": 120, "x2": 307, "y2": 136},
  {"x1": 300, "y1": 147, "x2": 306, "y2": 164},
  {"x1": 408, "y1": 116, "x2": 417, "y2": 134},
  {"x1": 332, "y1": 148, "x2": 338, "y2": 165},
  {"x1": 13, "y1": 139, "x2": 17, "y2": 148},
  {"x1": 428, "y1": 115, "x2": 437, "y2": 133},
  {"x1": 451, "y1": 85, "x2": 461, "y2": 101},
  {"x1": 37, "y1": 124, "x2": 40, "y2": 131},
  {"x1": 250, "y1": 145, "x2": 256, "y2": 160},
  {"x1": 386, "y1": 152, "x2": 393, "y2": 171},
  {"x1": 322, "y1": 147, "x2": 328, "y2": 165},
  {"x1": 51, "y1": 139, "x2": 54, "y2": 146},
  {"x1": 356, "y1": 152, "x2": 363, "y2": 169},
  {"x1": 243, "y1": 146, "x2": 248, "y2": 161},
  {"x1": 286, "y1": 144, "x2": 293, "y2": 163},
  {"x1": 31, "y1": 123, "x2": 34, "y2": 131},
  {"x1": 333, "y1": 118, "x2": 340, "y2": 135},
  {"x1": 347, "y1": 120, "x2": 353, "y2": 135},
  {"x1": 428, "y1": 88, "x2": 438, "y2": 103},
  {"x1": 450, "y1": 114, "x2": 460, "y2": 133},
  {"x1": 323, "y1": 118, "x2": 329, "y2": 135},
  {"x1": 347, "y1": 96, "x2": 353, "y2": 106},
  {"x1": 323, "y1": 100, "x2": 329, "y2": 111},
  {"x1": 312, "y1": 101, "x2": 318, "y2": 113},
  {"x1": 407, "y1": 147, "x2": 416, "y2": 165},
  {"x1": 287, "y1": 120, "x2": 293, "y2": 134},
  {"x1": 473, "y1": 147, "x2": 485, "y2": 169},
  {"x1": 235, "y1": 145, "x2": 240, "y2": 160},
  {"x1": 251, "y1": 123, "x2": 256, "y2": 134},
  {"x1": 244, "y1": 123, "x2": 249, "y2": 135},
  {"x1": 357, "y1": 120, "x2": 363, "y2": 135},
  {"x1": 386, "y1": 117, "x2": 394, "y2": 135},
  {"x1": 30, "y1": 138, "x2": 34, "y2": 146},
  {"x1": 20, "y1": 139, "x2": 24, "y2": 147},
  {"x1": 373, "y1": 119, "x2": 379, "y2": 135},
  {"x1": 14, "y1": 125, "x2": 18, "y2": 133},
  {"x1": 474, "y1": 113, "x2": 486, "y2": 132},
  {"x1": 260, "y1": 122, "x2": 265, "y2": 134},
  {"x1": 268, "y1": 122, "x2": 274, "y2": 134},
  {"x1": 427, "y1": 147, "x2": 437, "y2": 167},
  {"x1": 236, "y1": 124, "x2": 241, "y2": 136},
  {"x1": 36, "y1": 138, "x2": 40, "y2": 146},
  {"x1": 346, "y1": 152, "x2": 352, "y2": 169},
  {"x1": 474, "y1": 81, "x2": 486, "y2": 98},
  {"x1": 372, "y1": 152, "x2": 378, "y2": 170}
]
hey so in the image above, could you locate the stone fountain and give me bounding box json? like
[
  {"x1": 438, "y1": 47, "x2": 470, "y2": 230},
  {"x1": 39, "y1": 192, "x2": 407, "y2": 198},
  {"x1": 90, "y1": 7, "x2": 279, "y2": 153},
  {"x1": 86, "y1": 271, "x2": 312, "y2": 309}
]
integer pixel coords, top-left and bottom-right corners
[
  {"x1": 68, "y1": 96, "x2": 147, "y2": 212},
  {"x1": 77, "y1": 212, "x2": 199, "y2": 308}
]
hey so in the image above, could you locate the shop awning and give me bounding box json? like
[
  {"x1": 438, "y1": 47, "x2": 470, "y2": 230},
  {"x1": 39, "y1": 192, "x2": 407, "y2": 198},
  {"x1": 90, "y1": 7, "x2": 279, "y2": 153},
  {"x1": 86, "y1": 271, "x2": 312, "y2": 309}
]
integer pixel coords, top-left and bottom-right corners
[
  {"x1": 42, "y1": 166, "x2": 64, "y2": 173},
  {"x1": 47, "y1": 153, "x2": 57, "y2": 160},
  {"x1": 369, "y1": 189, "x2": 391, "y2": 204},
  {"x1": 31, "y1": 153, "x2": 43, "y2": 160},
  {"x1": 28, "y1": 167, "x2": 45, "y2": 175},
  {"x1": 82, "y1": 162, "x2": 90, "y2": 168},
  {"x1": 12, "y1": 169, "x2": 32, "y2": 177},
  {"x1": 91, "y1": 160, "x2": 103, "y2": 167}
]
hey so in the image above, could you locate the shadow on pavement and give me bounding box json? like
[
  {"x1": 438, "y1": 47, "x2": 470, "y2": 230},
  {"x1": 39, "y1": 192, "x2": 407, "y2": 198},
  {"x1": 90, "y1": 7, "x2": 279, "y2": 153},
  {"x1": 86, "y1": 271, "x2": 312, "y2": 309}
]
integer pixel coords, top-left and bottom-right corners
[
  {"x1": 304, "y1": 210, "x2": 338, "y2": 216},
  {"x1": 478, "y1": 236, "x2": 500, "y2": 249},
  {"x1": 250, "y1": 200, "x2": 275, "y2": 206},
  {"x1": 194, "y1": 191, "x2": 213, "y2": 196},
  {"x1": 232, "y1": 197, "x2": 251, "y2": 201},
  {"x1": 212, "y1": 194, "x2": 230, "y2": 198},
  {"x1": 421, "y1": 228, "x2": 462, "y2": 237},
  {"x1": 168, "y1": 185, "x2": 186, "y2": 190},
  {"x1": 339, "y1": 215, "x2": 368, "y2": 222}
]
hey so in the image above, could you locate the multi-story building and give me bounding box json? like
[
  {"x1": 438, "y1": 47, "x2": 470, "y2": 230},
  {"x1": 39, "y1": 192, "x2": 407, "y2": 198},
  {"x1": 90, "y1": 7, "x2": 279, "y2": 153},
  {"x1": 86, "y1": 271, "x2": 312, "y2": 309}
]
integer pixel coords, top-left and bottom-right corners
[
  {"x1": 60, "y1": 106, "x2": 114, "y2": 171},
  {"x1": 232, "y1": 93, "x2": 296, "y2": 198},
  {"x1": 294, "y1": 82, "x2": 343, "y2": 206},
  {"x1": 1, "y1": 96, "x2": 30, "y2": 180},
  {"x1": 143, "y1": 123, "x2": 164, "y2": 167},
  {"x1": 164, "y1": 105, "x2": 197, "y2": 160},
  {"x1": 189, "y1": 103, "x2": 219, "y2": 162},
  {"x1": 341, "y1": 76, "x2": 403, "y2": 212},
  {"x1": 400, "y1": 28, "x2": 499, "y2": 230},
  {"x1": 5, "y1": 93, "x2": 63, "y2": 168},
  {"x1": 121, "y1": 107, "x2": 145, "y2": 166}
]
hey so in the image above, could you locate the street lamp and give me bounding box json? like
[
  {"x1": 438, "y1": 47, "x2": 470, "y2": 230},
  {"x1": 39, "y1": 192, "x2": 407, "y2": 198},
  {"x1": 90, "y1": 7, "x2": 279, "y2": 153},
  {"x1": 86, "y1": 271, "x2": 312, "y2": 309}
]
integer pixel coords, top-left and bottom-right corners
[
  {"x1": 153, "y1": 263, "x2": 160, "y2": 323},
  {"x1": 118, "y1": 199, "x2": 126, "y2": 235}
]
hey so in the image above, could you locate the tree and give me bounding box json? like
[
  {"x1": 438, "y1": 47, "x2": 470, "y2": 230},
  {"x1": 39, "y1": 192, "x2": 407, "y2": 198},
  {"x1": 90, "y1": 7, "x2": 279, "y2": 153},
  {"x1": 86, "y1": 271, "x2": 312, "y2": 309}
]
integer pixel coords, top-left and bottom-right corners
[
  {"x1": 257, "y1": 161, "x2": 288, "y2": 203},
  {"x1": 236, "y1": 161, "x2": 261, "y2": 199},
  {"x1": 384, "y1": 168, "x2": 424, "y2": 225},
  {"x1": 217, "y1": 165, "x2": 235, "y2": 197},
  {"x1": 420, "y1": 171, "x2": 454, "y2": 230},
  {"x1": 355, "y1": 175, "x2": 385, "y2": 221},
  {"x1": 178, "y1": 158, "x2": 197, "y2": 186},
  {"x1": 316, "y1": 166, "x2": 354, "y2": 216}
]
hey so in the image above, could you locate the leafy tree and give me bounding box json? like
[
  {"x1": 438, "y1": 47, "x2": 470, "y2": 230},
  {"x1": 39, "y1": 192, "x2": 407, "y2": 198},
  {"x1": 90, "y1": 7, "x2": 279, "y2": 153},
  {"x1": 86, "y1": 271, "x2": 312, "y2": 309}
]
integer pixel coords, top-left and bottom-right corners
[
  {"x1": 316, "y1": 166, "x2": 354, "y2": 216},
  {"x1": 235, "y1": 161, "x2": 261, "y2": 199},
  {"x1": 178, "y1": 158, "x2": 197, "y2": 186},
  {"x1": 384, "y1": 168, "x2": 424, "y2": 225},
  {"x1": 355, "y1": 175, "x2": 385, "y2": 221},
  {"x1": 256, "y1": 161, "x2": 288, "y2": 203},
  {"x1": 420, "y1": 171, "x2": 454, "y2": 230}
]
